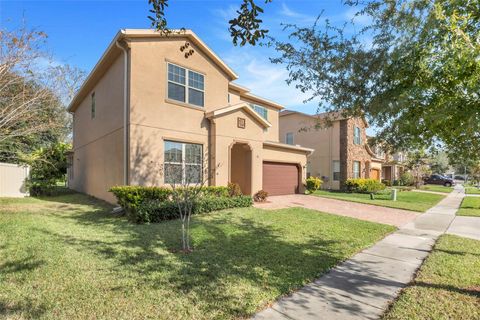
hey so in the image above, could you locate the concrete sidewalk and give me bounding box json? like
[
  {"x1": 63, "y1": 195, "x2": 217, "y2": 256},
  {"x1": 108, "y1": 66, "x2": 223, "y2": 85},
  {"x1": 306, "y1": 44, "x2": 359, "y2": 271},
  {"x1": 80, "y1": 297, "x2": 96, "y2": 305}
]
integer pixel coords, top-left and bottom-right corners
[{"x1": 254, "y1": 186, "x2": 464, "y2": 320}]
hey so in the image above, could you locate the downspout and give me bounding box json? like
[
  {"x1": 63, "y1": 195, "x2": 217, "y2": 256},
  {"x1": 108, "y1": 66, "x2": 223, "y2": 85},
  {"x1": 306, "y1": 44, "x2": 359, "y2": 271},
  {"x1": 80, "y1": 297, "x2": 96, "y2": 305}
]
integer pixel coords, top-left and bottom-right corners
[{"x1": 116, "y1": 35, "x2": 129, "y2": 185}]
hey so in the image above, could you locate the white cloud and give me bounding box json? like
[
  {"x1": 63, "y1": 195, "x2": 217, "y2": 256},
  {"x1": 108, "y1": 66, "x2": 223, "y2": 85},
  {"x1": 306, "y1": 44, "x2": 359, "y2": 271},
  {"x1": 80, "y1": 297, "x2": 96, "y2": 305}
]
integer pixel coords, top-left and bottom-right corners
[
  {"x1": 277, "y1": 2, "x2": 317, "y2": 24},
  {"x1": 222, "y1": 47, "x2": 317, "y2": 111}
]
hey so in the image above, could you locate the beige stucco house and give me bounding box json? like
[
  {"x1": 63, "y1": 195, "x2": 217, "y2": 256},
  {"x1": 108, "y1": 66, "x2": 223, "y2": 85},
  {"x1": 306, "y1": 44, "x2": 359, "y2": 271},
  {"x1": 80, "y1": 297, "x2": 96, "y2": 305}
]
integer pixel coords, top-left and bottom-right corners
[
  {"x1": 67, "y1": 29, "x2": 313, "y2": 203},
  {"x1": 382, "y1": 152, "x2": 408, "y2": 183},
  {"x1": 279, "y1": 110, "x2": 383, "y2": 190}
]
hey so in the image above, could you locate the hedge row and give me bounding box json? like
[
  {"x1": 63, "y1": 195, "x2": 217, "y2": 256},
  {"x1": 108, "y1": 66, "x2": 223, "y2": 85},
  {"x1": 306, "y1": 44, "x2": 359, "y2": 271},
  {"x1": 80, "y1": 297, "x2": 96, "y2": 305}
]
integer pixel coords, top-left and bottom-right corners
[
  {"x1": 133, "y1": 196, "x2": 253, "y2": 223},
  {"x1": 30, "y1": 185, "x2": 75, "y2": 197},
  {"x1": 109, "y1": 185, "x2": 230, "y2": 212},
  {"x1": 344, "y1": 178, "x2": 386, "y2": 193}
]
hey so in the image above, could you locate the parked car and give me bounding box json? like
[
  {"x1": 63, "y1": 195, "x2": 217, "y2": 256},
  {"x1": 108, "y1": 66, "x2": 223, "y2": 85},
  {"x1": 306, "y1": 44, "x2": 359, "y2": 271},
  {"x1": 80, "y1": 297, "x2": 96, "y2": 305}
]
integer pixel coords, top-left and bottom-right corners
[
  {"x1": 454, "y1": 175, "x2": 466, "y2": 181},
  {"x1": 424, "y1": 174, "x2": 456, "y2": 187}
]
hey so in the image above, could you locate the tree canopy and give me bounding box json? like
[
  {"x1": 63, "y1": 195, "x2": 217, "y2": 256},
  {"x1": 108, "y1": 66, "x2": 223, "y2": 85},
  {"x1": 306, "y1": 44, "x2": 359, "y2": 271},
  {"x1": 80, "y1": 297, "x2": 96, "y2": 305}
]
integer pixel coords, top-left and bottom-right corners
[
  {"x1": 148, "y1": 0, "x2": 479, "y2": 160},
  {"x1": 270, "y1": 0, "x2": 479, "y2": 159},
  {"x1": 148, "y1": 0, "x2": 272, "y2": 46},
  {"x1": 0, "y1": 26, "x2": 84, "y2": 162}
]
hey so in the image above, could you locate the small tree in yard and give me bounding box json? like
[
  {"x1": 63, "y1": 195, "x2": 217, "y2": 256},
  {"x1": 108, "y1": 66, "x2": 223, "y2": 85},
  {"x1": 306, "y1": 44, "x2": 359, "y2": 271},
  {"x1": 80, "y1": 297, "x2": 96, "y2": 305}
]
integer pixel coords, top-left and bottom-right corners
[
  {"x1": 160, "y1": 144, "x2": 219, "y2": 252},
  {"x1": 406, "y1": 151, "x2": 432, "y2": 189}
]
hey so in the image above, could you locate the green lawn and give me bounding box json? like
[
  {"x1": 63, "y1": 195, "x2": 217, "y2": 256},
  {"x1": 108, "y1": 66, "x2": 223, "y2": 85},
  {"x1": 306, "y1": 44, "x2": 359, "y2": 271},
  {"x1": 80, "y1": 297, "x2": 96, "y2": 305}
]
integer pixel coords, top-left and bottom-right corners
[
  {"x1": 420, "y1": 184, "x2": 454, "y2": 193},
  {"x1": 457, "y1": 197, "x2": 480, "y2": 217},
  {"x1": 0, "y1": 193, "x2": 395, "y2": 320},
  {"x1": 465, "y1": 187, "x2": 480, "y2": 195},
  {"x1": 384, "y1": 235, "x2": 480, "y2": 320},
  {"x1": 312, "y1": 190, "x2": 445, "y2": 212}
]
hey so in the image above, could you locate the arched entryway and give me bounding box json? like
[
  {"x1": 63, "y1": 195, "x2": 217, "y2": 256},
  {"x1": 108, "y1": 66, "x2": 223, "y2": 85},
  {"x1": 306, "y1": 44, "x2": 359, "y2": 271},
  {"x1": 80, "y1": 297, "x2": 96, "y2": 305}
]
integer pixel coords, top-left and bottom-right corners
[{"x1": 230, "y1": 143, "x2": 252, "y2": 195}]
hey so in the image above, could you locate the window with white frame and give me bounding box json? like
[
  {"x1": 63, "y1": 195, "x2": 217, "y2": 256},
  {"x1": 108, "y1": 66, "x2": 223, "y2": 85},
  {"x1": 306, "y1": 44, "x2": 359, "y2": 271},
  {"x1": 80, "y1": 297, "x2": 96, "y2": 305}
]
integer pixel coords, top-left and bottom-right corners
[
  {"x1": 167, "y1": 63, "x2": 204, "y2": 107},
  {"x1": 354, "y1": 126, "x2": 361, "y2": 145},
  {"x1": 251, "y1": 104, "x2": 268, "y2": 120},
  {"x1": 286, "y1": 132, "x2": 294, "y2": 145},
  {"x1": 353, "y1": 161, "x2": 360, "y2": 178},
  {"x1": 164, "y1": 141, "x2": 203, "y2": 184},
  {"x1": 333, "y1": 160, "x2": 340, "y2": 181}
]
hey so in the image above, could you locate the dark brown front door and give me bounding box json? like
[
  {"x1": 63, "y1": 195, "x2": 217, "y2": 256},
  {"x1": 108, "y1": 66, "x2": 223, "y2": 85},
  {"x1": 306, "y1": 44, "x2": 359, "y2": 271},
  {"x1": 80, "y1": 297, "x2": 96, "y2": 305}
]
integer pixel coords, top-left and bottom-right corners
[{"x1": 262, "y1": 162, "x2": 299, "y2": 196}]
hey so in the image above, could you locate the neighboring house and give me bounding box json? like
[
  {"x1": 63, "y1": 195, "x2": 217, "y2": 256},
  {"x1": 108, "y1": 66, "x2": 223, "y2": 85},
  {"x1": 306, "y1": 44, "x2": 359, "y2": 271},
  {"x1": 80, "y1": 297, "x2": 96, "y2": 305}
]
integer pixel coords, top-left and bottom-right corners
[
  {"x1": 67, "y1": 29, "x2": 313, "y2": 203},
  {"x1": 279, "y1": 110, "x2": 383, "y2": 190},
  {"x1": 382, "y1": 152, "x2": 408, "y2": 183}
]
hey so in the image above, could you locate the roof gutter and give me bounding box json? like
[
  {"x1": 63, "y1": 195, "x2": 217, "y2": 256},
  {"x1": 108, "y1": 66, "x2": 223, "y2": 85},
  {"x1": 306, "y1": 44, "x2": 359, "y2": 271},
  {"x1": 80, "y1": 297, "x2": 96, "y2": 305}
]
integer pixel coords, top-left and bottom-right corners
[{"x1": 115, "y1": 32, "x2": 129, "y2": 185}]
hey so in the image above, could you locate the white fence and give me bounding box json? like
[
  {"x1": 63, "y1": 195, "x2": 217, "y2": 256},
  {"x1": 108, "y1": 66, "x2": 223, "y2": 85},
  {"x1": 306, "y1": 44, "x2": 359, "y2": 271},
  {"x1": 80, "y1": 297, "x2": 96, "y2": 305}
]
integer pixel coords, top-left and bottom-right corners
[{"x1": 0, "y1": 162, "x2": 30, "y2": 197}]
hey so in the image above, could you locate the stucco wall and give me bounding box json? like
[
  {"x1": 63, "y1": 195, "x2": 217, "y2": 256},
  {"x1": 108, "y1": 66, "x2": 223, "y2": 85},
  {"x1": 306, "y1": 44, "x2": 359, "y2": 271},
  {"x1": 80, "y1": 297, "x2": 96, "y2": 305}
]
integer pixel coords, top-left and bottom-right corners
[
  {"x1": 211, "y1": 108, "x2": 265, "y2": 194},
  {"x1": 71, "y1": 34, "x2": 309, "y2": 202},
  {"x1": 279, "y1": 113, "x2": 341, "y2": 189},
  {"x1": 70, "y1": 55, "x2": 125, "y2": 202},
  {"x1": 228, "y1": 90, "x2": 280, "y2": 142}
]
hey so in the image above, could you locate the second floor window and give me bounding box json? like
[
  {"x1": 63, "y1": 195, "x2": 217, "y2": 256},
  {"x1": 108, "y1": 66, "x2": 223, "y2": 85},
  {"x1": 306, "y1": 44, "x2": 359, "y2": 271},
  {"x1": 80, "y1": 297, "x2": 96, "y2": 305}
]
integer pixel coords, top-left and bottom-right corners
[
  {"x1": 286, "y1": 132, "x2": 294, "y2": 145},
  {"x1": 91, "y1": 92, "x2": 95, "y2": 119},
  {"x1": 354, "y1": 126, "x2": 361, "y2": 145},
  {"x1": 167, "y1": 63, "x2": 204, "y2": 107},
  {"x1": 251, "y1": 104, "x2": 268, "y2": 120}
]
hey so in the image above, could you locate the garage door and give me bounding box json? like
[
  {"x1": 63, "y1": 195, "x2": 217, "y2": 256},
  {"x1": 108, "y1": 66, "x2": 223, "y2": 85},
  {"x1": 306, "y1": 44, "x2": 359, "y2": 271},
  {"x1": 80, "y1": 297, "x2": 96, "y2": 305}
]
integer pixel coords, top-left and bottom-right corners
[
  {"x1": 370, "y1": 169, "x2": 380, "y2": 180},
  {"x1": 263, "y1": 162, "x2": 299, "y2": 196}
]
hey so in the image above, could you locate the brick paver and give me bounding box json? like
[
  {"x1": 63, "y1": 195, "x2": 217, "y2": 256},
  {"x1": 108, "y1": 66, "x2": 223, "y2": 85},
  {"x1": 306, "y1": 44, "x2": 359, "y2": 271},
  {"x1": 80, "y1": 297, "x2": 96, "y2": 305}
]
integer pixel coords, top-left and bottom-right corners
[{"x1": 254, "y1": 194, "x2": 418, "y2": 227}]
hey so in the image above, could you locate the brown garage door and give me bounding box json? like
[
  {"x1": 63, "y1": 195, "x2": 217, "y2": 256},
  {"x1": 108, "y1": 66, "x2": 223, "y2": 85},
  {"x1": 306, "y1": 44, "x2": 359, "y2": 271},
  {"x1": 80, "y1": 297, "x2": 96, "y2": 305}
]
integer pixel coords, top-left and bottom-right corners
[
  {"x1": 370, "y1": 169, "x2": 380, "y2": 180},
  {"x1": 263, "y1": 162, "x2": 299, "y2": 196}
]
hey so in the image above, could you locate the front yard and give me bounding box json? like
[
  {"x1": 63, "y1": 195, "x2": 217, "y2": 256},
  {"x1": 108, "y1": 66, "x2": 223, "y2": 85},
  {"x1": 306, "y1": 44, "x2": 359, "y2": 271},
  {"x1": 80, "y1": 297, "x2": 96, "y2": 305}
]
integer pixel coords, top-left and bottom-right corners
[
  {"x1": 457, "y1": 196, "x2": 480, "y2": 217},
  {"x1": 0, "y1": 194, "x2": 394, "y2": 319},
  {"x1": 465, "y1": 187, "x2": 480, "y2": 195},
  {"x1": 420, "y1": 184, "x2": 453, "y2": 193},
  {"x1": 384, "y1": 235, "x2": 480, "y2": 319},
  {"x1": 313, "y1": 189, "x2": 445, "y2": 212}
]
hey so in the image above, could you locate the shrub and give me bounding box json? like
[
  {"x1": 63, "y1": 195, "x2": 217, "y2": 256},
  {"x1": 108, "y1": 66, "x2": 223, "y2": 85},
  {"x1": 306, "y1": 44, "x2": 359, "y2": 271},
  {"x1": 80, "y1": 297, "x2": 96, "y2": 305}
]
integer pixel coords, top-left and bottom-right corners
[
  {"x1": 109, "y1": 185, "x2": 230, "y2": 213},
  {"x1": 382, "y1": 179, "x2": 392, "y2": 187},
  {"x1": 344, "y1": 178, "x2": 386, "y2": 194},
  {"x1": 134, "y1": 196, "x2": 253, "y2": 223},
  {"x1": 227, "y1": 182, "x2": 243, "y2": 197},
  {"x1": 306, "y1": 176, "x2": 323, "y2": 192},
  {"x1": 254, "y1": 190, "x2": 268, "y2": 202},
  {"x1": 29, "y1": 185, "x2": 74, "y2": 197},
  {"x1": 399, "y1": 172, "x2": 415, "y2": 186},
  {"x1": 26, "y1": 142, "x2": 71, "y2": 195},
  {"x1": 109, "y1": 186, "x2": 171, "y2": 213}
]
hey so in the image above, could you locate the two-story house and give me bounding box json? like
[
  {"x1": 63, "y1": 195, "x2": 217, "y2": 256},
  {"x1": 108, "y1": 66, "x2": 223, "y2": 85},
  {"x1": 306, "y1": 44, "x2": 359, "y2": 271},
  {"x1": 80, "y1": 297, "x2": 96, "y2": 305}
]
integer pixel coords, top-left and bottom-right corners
[
  {"x1": 279, "y1": 110, "x2": 383, "y2": 190},
  {"x1": 382, "y1": 151, "x2": 408, "y2": 183},
  {"x1": 67, "y1": 29, "x2": 313, "y2": 203}
]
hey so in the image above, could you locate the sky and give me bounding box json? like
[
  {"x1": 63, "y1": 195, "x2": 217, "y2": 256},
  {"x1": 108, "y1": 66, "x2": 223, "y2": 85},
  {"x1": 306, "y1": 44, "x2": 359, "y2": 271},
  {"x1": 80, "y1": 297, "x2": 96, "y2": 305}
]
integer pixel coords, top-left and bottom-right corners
[{"x1": 1, "y1": 0, "x2": 365, "y2": 117}]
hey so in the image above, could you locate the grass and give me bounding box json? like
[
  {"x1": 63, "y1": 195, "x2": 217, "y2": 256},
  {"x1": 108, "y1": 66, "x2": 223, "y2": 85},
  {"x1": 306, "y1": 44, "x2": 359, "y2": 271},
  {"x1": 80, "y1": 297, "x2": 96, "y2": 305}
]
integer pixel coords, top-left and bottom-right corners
[
  {"x1": 312, "y1": 189, "x2": 445, "y2": 212},
  {"x1": 419, "y1": 184, "x2": 454, "y2": 193},
  {"x1": 383, "y1": 234, "x2": 480, "y2": 320},
  {"x1": 0, "y1": 193, "x2": 395, "y2": 320},
  {"x1": 457, "y1": 197, "x2": 480, "y2": 217},
  {"x1": 465, "y1": 187, "x2": 480, "y2": 195}
]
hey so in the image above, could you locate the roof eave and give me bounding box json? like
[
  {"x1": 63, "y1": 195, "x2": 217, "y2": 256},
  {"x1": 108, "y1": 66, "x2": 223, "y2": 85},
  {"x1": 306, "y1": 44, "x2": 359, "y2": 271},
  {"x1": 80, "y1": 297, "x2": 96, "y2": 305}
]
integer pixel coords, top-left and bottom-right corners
[{"x1": 68, "y1": 29, "x2": 239, "y2": 112}]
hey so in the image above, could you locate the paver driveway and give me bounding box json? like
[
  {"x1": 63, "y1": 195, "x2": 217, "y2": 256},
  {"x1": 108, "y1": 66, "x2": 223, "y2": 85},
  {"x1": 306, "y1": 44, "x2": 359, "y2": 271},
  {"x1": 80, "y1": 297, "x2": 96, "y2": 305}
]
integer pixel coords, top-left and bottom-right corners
[{"x1": 254, "y1": 194, "x2": 418, "y2": 227}]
